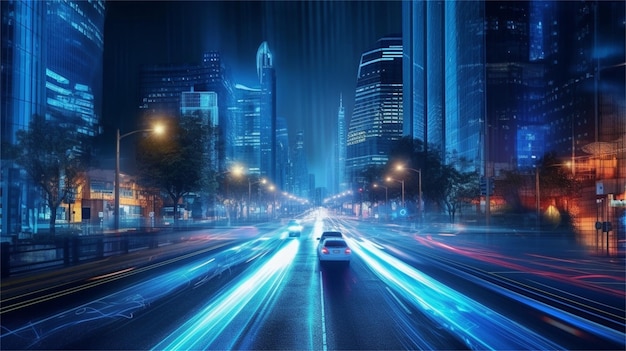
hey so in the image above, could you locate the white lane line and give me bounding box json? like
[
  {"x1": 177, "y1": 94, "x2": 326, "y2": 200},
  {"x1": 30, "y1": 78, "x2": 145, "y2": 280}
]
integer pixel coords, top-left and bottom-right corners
[
  {"x1": 386, "y1": 286, "x2": 412, "y2": 314},
  {"x1": 319, "y1": 271, "x2": 328, "y2": 351}
]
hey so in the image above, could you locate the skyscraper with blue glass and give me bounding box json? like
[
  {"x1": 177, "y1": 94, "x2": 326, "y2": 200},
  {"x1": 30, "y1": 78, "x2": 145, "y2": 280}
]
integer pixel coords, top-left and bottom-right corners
[
  {"x1": 257, "y1": 42, "x2": 277, "y2": 183},
  {"x1": 1, "y1": 0, "x2": 105, "y2": 236},
  {"x1": 402, "y1": 1, "x2": 485, "y2": 172}
]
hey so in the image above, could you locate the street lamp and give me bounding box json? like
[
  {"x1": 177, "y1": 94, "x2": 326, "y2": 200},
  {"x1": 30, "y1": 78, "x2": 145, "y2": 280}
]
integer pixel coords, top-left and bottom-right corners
[
  {"x1": 386, "y1": 177, "x2": 405, "y2": 207},
  {"x1": 396, "y1": 164, "x2": 422, "y2": 220},
  {"x1": 115, "y1": 124, "x2": 165, "y2": 230}
]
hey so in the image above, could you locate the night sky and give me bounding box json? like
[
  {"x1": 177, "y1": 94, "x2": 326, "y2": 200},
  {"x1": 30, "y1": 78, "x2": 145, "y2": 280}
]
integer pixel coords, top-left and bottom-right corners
[{"x1": 102, "y1": 0, "x2": 402, "y2": 188}]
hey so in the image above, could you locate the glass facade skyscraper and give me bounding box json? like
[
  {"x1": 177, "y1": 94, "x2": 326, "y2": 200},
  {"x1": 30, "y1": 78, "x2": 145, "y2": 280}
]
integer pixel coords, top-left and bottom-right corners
[
  {"x1": 257, "y1": 42, "x2": 277, "y2": 183},
  {"x1": 1, "y1": 0, "x2": 105, "y2": 235},
  {"x1": 402, "y1": 1, "x2": 485, "y2": 171},
  {"x1": 347, "y1": 35, "x2": 403, "y2": 182},
  {"x1": 232, "y1": 84, "x2": 262, "y2": 175},
  {"x1": 336, "y1": 94, "x2": 347, "y2": 193}
]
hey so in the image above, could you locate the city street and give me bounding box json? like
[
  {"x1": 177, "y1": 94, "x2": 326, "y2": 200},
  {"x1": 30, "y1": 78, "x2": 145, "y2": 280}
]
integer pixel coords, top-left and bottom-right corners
[{"x1": 1, "y1": 210, "x2": 624, "y2": 350}]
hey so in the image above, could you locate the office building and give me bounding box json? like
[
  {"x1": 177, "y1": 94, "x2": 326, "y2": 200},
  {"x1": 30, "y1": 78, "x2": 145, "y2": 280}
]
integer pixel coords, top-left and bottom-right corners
[
  {"x1": 232, "y1": 84, "x2": 262, "y2": 175},
  {"x1": 336, "y1": 94, "x2": 348, "y2": 193},
  {"x1": 346, "y1": 35, "x2": 403, "y2": 183},
  {"x1": 291, "y1": 131, "x2": 309, "y2": 199},
  {"x1": 402, "y1": 1, "x2": 485, "y2": 172},
  {"x1": 257, "y1": 42, "x2": 277, "y2": 183},
  {"x1": 1, "y1": 0, "x2": 105, "y2": 236}
]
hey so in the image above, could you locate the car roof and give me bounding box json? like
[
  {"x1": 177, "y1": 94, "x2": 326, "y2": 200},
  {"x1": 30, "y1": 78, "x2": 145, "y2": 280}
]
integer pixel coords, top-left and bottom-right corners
[{"x1": 321, "y1": 231, "x2": 342, "y2": 236}]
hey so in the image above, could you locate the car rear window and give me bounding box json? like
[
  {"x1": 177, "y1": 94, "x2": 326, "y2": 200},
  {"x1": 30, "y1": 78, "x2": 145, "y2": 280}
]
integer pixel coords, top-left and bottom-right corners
[
  {"x1": 324, "y1": 240, "x2": 347, "y2": 247},
  {"x1": 322, "y1": 231, "x2": 342, "y2": 237}
]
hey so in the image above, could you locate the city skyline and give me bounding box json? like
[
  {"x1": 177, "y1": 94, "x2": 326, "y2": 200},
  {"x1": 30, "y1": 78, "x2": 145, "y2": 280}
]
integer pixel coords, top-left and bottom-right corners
[{"x1": 103, "y1": 1, "x2": 402, "y2": 188}]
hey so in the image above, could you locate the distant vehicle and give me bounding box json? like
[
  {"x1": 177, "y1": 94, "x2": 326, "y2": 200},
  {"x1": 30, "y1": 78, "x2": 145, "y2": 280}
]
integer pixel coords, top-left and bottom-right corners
[
  {"x1": 317, "y1": 237, "x2": 351, "y2": 264},
  {"x1": 287, "y1": 219, "x2": 303, "y2": 237},
  {"x1": 317, "y1": 231, "x2": 342, "y2": 241}
]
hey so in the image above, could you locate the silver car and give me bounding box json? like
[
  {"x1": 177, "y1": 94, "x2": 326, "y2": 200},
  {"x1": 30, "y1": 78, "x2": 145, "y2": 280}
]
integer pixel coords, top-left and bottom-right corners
[{"x1": 317, "y1": 237, "x2": 351, "y2": 264}]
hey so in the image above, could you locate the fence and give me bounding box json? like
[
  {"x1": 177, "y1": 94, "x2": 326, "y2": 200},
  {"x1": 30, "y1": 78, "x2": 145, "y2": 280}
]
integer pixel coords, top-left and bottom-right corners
[{"x1": 0, "y1": 230, "x2": 181, "y2": 278}]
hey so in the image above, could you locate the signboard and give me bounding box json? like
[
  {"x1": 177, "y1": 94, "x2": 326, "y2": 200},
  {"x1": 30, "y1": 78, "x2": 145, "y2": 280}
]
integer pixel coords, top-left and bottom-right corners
[
  {"x1": 596, "y1": 181, "x2": 604, "y2": 195},
  {"x1": 610, "y1": 199, "x2": 626, "y2": 207}
]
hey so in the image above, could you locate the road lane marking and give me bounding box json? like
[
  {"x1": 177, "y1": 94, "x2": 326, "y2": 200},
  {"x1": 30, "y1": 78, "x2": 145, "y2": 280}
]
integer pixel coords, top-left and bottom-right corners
[{"x1": 319, "y1": 271, "x2": 328, "y2": 351}]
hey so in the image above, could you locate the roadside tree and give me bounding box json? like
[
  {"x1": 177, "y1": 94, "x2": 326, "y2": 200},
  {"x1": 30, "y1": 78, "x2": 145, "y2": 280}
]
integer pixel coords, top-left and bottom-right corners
[
  {"x1": 137, "y1": 116, "x2": 211, "y2": 226},
  {"x1": 8, "y1": 115, "x2": 90, "y2": 235}
]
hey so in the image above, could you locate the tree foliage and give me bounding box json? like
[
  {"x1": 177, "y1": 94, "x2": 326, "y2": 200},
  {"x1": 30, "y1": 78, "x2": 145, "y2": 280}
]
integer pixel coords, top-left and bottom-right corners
[
  {"x1": 10, "y1": 115, "x2": 90, "y2": 235},
  {"x1": 136, "y1": 116, "x2": 212, "y2": 224},
  {"x1": 441, "y1": 166, "x2": 478, "y2": 222},
  {"x1": 538, "y1": 152, "x2": 580, "y2": 198}
]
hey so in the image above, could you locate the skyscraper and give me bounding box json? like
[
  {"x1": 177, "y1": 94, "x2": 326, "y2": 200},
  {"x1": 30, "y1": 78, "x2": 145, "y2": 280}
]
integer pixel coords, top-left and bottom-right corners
[
  {"x1": 346, "y1": 35, "x2": 403, "y2": 183},
  {"x1": 402, "y1": 1, "x2": 485, "y2": 171},
  {"x1": 181, "y1": 90, "x2": 219, "y2": 170},
  {"x1": 292, "y1": 131, "x2": 309, "y2": 199},
  {"x1": 1, "y1": 0, "x2": 105, "y2": 235},
  {"x1": 337, "y1": 94, "x2": 348, "y2": 192},
  {"x1": 232, "y1": 84, "x2": 262, "y2": 175},
  {"x1": 276, "y1": 116, "x2": 289, "y2": 190},
  {"x1": 257, "y1": 42, "x2": 277, "y2": 182}
]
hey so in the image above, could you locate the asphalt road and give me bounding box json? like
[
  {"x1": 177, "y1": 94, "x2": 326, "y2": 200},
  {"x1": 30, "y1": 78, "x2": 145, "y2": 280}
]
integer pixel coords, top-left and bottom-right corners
[{"x1": 1, "y1": 210, "x2": 624, "y2": 350}]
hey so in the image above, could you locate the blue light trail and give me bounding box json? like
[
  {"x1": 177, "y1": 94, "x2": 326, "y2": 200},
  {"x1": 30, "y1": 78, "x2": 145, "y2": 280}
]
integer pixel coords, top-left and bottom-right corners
[
  {"x1": 152, "y1": 239, "x2": 300, "y2": 350},
  {"x1": 345, "y1": 236, "x2": 565, "y2": 350}
]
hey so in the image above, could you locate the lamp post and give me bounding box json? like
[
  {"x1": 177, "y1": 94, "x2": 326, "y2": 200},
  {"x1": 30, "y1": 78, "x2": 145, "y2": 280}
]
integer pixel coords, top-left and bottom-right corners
[
  {"x1": 115, "y1": 125, "x2": 164, "y2": 230},
  {"x1": 396, "y1": 165, "x2": 422, "y2": 220},
  {"x1": 268, "y1": 185, "x2": 276, "y2": 219},
  {"x1": 386, "y1": 177, "x2": 405, "y2": 207},
  {"x1": 373, "y1": 183, "x2": 388, "y2": 220},
  {"x1": 248, "y1": 178, "x2": 266, "y2": 219}
]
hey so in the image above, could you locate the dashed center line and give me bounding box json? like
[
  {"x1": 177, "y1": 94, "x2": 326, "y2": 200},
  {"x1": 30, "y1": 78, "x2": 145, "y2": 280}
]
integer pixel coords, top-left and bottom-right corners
[{"x1": 319, "y1": 271, "x2": 328, "y2": 351}]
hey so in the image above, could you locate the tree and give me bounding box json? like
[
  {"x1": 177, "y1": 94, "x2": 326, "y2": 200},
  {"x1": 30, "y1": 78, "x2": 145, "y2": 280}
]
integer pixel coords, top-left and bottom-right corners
[
  {"x1": 442, "y1": 166, "x2": 478, "y2": 222},
  {"x1": 10, "y1": 115, "x2": 89, "y2": 235},
  {"x1": 538, "y1": 152, "x2": 579, "y2": 199},
  {"x1": 136, "y1": 116, "x2": 211, "y2": 226}
]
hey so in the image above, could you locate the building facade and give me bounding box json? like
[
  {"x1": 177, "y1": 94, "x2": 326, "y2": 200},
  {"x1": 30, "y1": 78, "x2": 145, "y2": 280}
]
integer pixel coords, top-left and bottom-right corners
[
  {"x1": 346, "y1": 35, "x2": 404, "y2": 183},
  {"x1": 402, "y1": 1, "x2": 485, "y2": 172},
  {"x1": 1, "y1": 0, "x2": 105, "y2": 236},
  {"x1": 336, "y1": 94, "x2": 348, "y2": 193},
  {"x1": 257, "y1": 42, "x2": 277, "y2": 184}
]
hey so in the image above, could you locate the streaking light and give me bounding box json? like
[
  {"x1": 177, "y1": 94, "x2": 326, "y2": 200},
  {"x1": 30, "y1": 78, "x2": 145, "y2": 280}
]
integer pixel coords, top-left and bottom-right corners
[
  {"x1": 152, "y1": 239, "x2": 300, "y2": 350},
  {"x1": 346, "y1": 237, "x2": 564, "y2": 350}
]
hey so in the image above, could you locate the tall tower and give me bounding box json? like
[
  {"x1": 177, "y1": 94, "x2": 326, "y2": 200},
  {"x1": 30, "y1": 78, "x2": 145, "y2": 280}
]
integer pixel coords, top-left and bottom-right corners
[
  {"x1": 292, "y1": 131, "x2": 309, "y2": 198},
  {"x1": 402, "y1": 1, "x2": 484, "y2": 171},
  {"x1": 346, "y1": 36, "x2": 403, "y2": 183},
  {"x1": 337, "y1": 94, "x2": 347, "y2": 192},
  {"x1": 257, "y1": 42, "x2": 277, "y2": 182},
  {"x1": 232, "y1": 84, "x2": 262, "y2": 175}
]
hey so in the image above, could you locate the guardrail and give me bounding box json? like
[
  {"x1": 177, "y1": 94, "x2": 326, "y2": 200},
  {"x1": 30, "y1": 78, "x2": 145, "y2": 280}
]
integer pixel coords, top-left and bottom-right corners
[{"x1": 0, "y1": 230, "x2": 181, "y2": 278}]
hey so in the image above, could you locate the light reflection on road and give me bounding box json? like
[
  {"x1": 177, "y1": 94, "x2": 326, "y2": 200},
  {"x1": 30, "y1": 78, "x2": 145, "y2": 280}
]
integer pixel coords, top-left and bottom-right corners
[
  {"x1": 0, "y1": 232, "x2": 290, "y2": 349},
  {"x1": 346, "y1": 235, "x2": 565, "y2": 350},
  {"x1": 152, "y1": 238, "x2": 300, "y2": 350}
]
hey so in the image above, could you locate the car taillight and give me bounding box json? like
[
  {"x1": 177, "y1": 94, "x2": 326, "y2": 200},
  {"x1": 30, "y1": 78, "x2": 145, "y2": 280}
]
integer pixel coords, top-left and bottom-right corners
[
  {"x1": 345, "y1": 247, "x2": 351, "y2": 254},
  {"x1": 321, "y1": 247, "x2": 329, "y2": 254}
]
